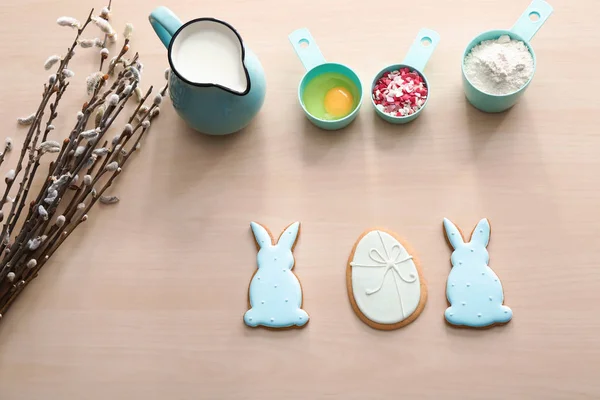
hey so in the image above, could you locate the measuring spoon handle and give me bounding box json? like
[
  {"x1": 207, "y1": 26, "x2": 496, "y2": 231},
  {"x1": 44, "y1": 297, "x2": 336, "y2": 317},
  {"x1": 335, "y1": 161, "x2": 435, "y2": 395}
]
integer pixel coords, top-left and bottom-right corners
[
  {"x1": 289, "y1": 28, "x2": 326, "y2": 72},
  {"x1": 511, "y1": 0, "x2": 554, "y2": 42},
  {"x1": 402, "y1": 28, "x2": 440, "y2": 72}
]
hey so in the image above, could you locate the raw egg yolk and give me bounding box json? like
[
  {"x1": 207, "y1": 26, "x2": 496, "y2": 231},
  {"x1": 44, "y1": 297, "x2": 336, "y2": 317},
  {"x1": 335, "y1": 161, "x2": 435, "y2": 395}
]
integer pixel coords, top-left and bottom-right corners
[{"x1": 324, "y1": 87, "x2": 354, "y2": 118}]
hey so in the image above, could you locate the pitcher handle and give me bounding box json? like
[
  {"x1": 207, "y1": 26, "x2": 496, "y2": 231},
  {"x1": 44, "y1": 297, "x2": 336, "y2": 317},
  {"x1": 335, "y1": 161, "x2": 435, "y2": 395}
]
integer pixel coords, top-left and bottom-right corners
[{"x1": 149, "y1": 6, "x2": 183, "y2": 48}]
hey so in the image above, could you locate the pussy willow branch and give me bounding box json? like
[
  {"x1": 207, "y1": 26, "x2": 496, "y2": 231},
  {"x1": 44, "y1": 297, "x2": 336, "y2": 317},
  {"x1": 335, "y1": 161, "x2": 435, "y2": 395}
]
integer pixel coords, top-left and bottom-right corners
[
  {"x1": 0, "y1": 143, "x2": 11, "y2": 168},
  {"x1": 0, "y1": 9, "x2": 94, "y2": 254},
  {"x1": 98, "y1": 0, "x2": 112, "y2": 71},
  {"x1": 19, "y1": 41, "x2": 135, "y2": 234},
  {"x1": 0, "y1": 4, "x2": 167, "y2": 318},
  {"x1": 6, "y1": 83, "x2": 70, "y2": 237},
  {"x1": 1, "y1": 77, "x2": 167, "y2": 315}
]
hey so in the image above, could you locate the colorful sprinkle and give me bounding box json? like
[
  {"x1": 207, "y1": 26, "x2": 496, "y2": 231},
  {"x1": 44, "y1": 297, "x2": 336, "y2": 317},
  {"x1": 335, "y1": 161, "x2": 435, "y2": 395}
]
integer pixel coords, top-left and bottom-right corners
[{"x1": 372, "y1": 67, "x2": 428, "y2": 117}]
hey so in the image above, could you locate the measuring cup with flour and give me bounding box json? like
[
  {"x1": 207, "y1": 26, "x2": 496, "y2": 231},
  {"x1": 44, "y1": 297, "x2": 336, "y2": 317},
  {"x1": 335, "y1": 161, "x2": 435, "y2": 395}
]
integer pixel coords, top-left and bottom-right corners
[{"x1": 461, "y1": 0, "x2": 553, "y2": 113}]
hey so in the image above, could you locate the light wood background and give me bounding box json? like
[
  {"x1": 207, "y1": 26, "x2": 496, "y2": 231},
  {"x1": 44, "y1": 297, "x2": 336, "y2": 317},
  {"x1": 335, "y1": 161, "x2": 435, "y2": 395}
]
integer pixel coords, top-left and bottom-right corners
[{"x1": 0, "y1": 0, "x2": 599, "y2": 398}]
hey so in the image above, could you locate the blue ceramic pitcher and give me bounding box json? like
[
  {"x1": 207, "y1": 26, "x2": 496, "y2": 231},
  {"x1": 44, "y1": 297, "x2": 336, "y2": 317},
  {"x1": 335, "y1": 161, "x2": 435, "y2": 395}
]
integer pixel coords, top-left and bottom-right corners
[{"x1": 149, "y1": 7, "x2": 266, "y2": 135}]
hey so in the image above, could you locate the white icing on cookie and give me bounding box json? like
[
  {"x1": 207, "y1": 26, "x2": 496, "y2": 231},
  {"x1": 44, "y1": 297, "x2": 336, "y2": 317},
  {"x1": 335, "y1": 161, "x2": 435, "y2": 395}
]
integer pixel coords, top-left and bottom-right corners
[{"x1": 350, "y1": 230, "x2": 421, "y2": 324}]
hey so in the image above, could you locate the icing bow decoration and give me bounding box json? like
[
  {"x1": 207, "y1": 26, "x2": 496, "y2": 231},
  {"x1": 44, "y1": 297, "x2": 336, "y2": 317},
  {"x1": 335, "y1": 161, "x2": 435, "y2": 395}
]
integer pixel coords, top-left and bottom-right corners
[{"x1": 350, "y1": 232, "x2": 417, "y2": 295}]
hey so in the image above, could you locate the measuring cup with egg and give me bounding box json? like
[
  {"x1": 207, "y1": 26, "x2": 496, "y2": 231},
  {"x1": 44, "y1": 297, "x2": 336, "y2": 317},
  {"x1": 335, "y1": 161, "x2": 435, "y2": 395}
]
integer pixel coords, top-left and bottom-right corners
[
  {"x1": 462, "y1": 0, "x2": 553, "y2": 113},
  {"x1": 289, "y1": 28, "x2": 362, "y2": 131},
  {"x1": 371, "y1": 28, "x2": 440, "y2": 124}
]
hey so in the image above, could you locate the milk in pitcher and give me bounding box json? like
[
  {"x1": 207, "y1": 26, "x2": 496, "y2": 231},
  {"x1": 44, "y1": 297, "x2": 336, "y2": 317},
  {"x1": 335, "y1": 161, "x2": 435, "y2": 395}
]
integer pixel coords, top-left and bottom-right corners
[{"x1": 170, "y1": 20, "x2": 249, "y2": 93}]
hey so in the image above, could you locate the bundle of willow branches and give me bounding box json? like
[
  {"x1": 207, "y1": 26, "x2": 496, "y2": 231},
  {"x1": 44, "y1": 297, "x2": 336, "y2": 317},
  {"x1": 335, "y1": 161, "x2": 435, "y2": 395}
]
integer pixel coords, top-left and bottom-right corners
[{"x1": 0, "y1": 2, "x2": 168, "y2": 320}]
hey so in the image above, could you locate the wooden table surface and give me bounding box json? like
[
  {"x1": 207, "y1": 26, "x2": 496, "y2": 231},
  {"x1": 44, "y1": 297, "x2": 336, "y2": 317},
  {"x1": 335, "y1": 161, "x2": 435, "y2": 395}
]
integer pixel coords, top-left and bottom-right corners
[{"x1": 1, "y1": 0, "x2": 599, "y2": 398}]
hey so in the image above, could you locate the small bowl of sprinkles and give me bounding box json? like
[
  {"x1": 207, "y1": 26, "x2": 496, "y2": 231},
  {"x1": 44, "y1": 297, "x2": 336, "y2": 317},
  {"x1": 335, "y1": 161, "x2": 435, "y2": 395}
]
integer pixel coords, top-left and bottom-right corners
[
  {"x1": 371, "y1": 28, "x2": 439, "y2": 124},
  {"x1": 372, "y1": 67, "x2": 428, "y2": 120}
]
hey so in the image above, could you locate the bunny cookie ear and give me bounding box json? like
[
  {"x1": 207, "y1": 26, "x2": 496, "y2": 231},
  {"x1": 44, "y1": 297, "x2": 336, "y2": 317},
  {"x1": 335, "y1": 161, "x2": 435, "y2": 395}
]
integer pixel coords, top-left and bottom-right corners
[
  {"x1": 470, "y1": 218, "x2": 491, "y2": 248},
  {"x1": 277, "y1": 221, "x2": 300, "y2": 250},
  {"x1": 251, "y1": 222, "x2": 272, "y2": 248},
  {"x1": 443, "y1": 218, "x2": 464, "y2": 249}
]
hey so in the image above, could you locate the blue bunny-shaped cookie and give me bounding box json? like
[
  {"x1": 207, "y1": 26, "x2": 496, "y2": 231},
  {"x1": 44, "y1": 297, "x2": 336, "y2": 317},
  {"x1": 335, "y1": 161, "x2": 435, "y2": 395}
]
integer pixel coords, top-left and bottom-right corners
[
  {"x1": 443, "y1": 218, "x2": 512, "y2": 328},
  {"x1": 244, "y1": 221, "x2": 309, "y2": 329}
]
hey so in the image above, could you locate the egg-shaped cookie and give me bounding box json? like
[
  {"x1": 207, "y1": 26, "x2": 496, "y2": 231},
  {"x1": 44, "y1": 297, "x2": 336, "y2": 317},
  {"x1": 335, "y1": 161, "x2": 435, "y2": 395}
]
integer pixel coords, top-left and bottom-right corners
[{"x1": 346, "y1": 229, "x2": 427, "y2": 330}]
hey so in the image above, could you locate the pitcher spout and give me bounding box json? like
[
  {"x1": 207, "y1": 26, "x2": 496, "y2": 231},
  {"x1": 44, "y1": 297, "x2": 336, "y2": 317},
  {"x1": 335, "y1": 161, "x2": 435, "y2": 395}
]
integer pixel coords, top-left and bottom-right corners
[{"x1": 167, "y1": 18, "x2": 251, "y2": 95}]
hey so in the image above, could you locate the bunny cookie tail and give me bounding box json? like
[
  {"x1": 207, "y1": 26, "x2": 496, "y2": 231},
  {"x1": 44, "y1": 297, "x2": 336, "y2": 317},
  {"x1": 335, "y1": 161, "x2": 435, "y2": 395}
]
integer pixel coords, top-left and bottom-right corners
[
  {"x1": 495, "y1": 305, "x2": 513, "y2": 323},
  {"x1": 294, "y1": 308, "x2": 309, "y2": 327},
  {"x1": 244, "y1": 308, "x2": 259, "y2": 327},
  {"x1": 444, "y1": 306, "x2": 460, "y2": 325}
]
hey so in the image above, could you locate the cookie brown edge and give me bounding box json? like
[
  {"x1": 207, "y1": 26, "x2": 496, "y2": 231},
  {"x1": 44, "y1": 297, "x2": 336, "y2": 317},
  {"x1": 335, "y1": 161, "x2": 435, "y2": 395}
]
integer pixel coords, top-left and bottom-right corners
[
  {"x1": 442, "y1": 218, "x2": 512, "y2": 330},
  {"x1": 244, "y1": 221, "x2": 309, "y2": 331},
  {"x1": 346, "y1": 227, "x2": 428, "y2": 331}
]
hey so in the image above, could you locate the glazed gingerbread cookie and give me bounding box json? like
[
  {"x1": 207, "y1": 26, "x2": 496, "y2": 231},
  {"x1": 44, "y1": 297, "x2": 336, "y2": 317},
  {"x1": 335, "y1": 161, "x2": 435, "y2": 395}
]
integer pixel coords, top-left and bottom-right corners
[
  {"x1": 443, "y1": 218, "x2": 513, "y2": 328},
  {"x1": 243, "y1": 221, "x2": 309, "y2": 329},
  {"x1": 346, "y1": 229, "x2": 427, "y2": 330}
]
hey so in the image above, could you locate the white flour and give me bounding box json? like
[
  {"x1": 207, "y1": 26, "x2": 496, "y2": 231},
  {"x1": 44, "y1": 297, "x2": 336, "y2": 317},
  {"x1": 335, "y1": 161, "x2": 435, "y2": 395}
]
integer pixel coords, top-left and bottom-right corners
[{"x1": 463, "y1": 35, "x2": 534, "y2": 95}]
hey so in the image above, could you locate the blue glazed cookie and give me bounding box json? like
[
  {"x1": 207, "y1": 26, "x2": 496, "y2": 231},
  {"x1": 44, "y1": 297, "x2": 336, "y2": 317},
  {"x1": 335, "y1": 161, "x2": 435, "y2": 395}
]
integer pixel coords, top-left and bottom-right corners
[{"x1": 443, "y1": 218, "x2": 512, "y2": 328}]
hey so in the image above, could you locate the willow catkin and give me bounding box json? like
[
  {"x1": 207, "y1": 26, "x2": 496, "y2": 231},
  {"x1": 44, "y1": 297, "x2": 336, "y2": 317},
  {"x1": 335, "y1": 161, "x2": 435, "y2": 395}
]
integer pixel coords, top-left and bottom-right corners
[
  {"x1": 44, "y1": 55, "x2": 61, "y2": 70},
  {"x1": 91, "y1": 16, "x2": 114, "y2": 35},
  {"x1": 17, "y1": 114, "x2": 36, "y2": 125},
  {"x1": 99, "y1": 195, "x2": 119, "y2": 204},
  {"x1": 56, "y1": 16, "x2": 81, "y2": 29},
  {"x1": 105, "y1": 161, "x2": 119, "y2": 172}
]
